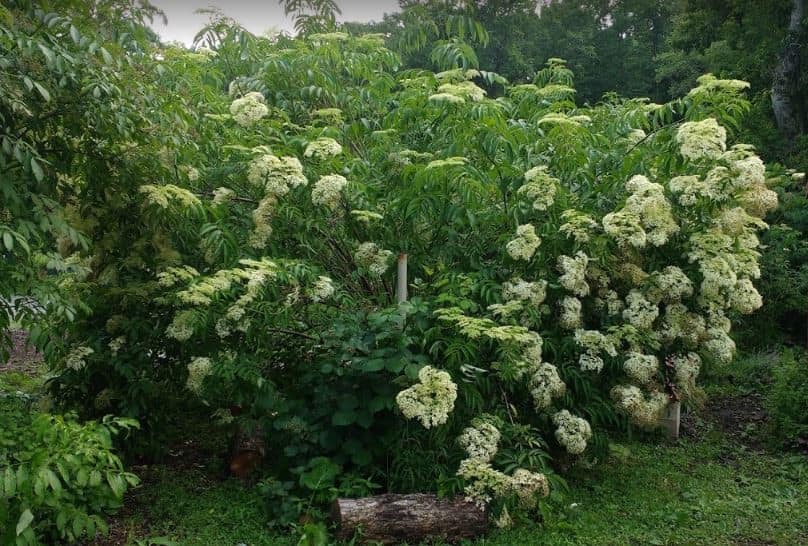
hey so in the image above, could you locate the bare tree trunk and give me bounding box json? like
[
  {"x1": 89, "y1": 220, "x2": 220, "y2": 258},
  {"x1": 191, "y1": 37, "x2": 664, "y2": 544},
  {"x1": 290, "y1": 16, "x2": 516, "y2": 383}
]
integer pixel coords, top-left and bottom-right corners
[
  {"x1": 772, "y1": 0, "x2": 805, "y2": 140},
  {"x1": 332, "y1": 494, "x2": 488, "y2": 544}
]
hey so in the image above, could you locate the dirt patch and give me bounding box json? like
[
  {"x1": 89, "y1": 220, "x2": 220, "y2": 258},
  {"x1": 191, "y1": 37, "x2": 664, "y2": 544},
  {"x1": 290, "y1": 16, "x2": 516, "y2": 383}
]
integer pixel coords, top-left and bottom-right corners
[
  {"x1": 2, "y1": 329, "x2": 43, "y2": 375},
  {"x1": 681, "y1": 393, "x2": 768, "y2": 454}
]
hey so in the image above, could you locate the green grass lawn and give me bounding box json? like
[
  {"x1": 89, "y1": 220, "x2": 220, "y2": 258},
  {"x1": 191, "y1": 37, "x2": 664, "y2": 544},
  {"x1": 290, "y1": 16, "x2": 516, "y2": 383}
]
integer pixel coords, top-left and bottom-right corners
[
  {"x1": 3, "y1": 346, "x2": 806, "y2": 546},
  {"x1": 107, "y1": 428, "x2": 808, "y2": 546}
]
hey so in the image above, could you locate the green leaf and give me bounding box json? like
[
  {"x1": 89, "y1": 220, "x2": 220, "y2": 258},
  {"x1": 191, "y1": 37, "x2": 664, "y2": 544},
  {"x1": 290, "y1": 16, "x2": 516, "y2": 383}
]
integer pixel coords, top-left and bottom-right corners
[
  {"x1": 4, "y1": 467, "x2": 16, "y2": 495},
  {"x1": 69, "y1": 25, "x2": 80, "y2": 44},
  {"x1": 16, "y1": 509, "x2": 33, "y2": 536},
  {"x1": 33, "y1": 82, "x2": 50, "y2": 102},
  {"x1": 331, "y1": 410, "x2": 355, "y2": 426},
  {"x1": 2, "y1": 232, "x2": 13, "y2": 251},
  {"x1": 45, "y1": 469, "x2": 61, "y2": 493},
  {"x1": 359, "y1": 358, "x2": 385, "y2": 372},
  {"x1": 30, "y1": 158, "x2": 44, "y2": 181}
]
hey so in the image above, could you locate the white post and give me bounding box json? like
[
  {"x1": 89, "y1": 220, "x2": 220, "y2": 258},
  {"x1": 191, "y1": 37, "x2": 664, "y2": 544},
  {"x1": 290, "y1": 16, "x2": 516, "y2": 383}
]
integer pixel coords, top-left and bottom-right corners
[
  {"x1": 396, "y1": 253, "x2": 408, "y2": 303},
  {"x1": 661, "y1": 401, "x2": 681, "y2": 440}
]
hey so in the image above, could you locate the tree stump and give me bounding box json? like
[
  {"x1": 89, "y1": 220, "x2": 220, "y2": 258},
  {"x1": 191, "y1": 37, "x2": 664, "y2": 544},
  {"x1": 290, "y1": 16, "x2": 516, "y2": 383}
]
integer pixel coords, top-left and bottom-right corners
[
  {"x1": 331, "y1": 493, "x2": 488, "y2": 544},
  {"x1": 228, "y1": 422, "x2": 265, "y2": 478}
]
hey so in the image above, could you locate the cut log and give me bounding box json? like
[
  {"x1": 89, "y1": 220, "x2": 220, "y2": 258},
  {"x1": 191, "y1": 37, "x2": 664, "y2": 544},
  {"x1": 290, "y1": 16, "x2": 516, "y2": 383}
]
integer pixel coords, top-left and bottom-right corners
[{"x1": 332, "y1": 493, "x2": 488, "y2": 544}]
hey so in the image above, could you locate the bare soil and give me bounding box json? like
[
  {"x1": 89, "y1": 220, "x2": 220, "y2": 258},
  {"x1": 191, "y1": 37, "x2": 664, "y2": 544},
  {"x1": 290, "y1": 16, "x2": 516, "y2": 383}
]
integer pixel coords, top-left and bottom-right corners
[{"x1": 2, "y1": 329, "x2": 43, "y2": 374}]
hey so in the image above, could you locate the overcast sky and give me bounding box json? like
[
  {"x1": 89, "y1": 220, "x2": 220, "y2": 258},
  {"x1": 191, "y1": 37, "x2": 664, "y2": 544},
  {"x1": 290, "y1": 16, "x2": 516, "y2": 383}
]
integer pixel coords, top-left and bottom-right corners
[{"x1": 150, "y1": 0, "x2": 401, "y2": 45}]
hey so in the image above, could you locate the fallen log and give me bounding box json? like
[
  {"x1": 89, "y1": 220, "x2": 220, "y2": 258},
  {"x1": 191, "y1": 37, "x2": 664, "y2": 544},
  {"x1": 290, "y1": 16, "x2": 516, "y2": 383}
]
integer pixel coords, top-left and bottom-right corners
[{"x1": 331, "y1": 493, "x2": 488, "y2": 544}]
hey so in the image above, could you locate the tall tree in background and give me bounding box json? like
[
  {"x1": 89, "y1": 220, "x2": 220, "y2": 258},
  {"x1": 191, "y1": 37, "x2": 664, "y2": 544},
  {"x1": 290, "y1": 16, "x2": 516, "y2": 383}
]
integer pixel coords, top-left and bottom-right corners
[{"x1": 771, "y1": 0, "x2": 805, "y2": 141}]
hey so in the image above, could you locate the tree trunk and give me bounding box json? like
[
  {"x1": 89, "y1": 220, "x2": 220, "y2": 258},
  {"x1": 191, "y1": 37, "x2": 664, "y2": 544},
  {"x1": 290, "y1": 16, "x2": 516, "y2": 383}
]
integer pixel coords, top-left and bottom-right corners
[
  {"x1": 331, "y1": 493, "x2": 488, "y2": 544},
  {"x1": 771, "y1": 0, "x2": 805, "y2": 140}
]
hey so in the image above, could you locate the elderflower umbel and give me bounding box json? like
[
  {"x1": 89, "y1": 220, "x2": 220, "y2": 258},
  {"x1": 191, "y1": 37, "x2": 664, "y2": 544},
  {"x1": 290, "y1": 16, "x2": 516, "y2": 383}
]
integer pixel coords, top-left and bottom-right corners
[
  {"x1": 396, "y1": 366, "x2": 458, "y2": 428},
  {"x1": 672, "y1": 353, "x2": 701, "y2": 397},
  {"x1": 212, "y1": 187, "x2": 235, "y2": 205},
  {"x1": 247, "y1": 154, "x2": 307, "y2": 195},
  {"x1": 65, "y1": 346, "x2": 94, "y2": 371},
  {"x1": 186, "y1": 357, "x2": 212, "y2": 394},
  {"x1": 518, "y1": 166, "x2": 558, "y2": 211},
  {"x1": 559, "y1": 296, "x2": 582, "y2": 329},
  {"x1": 249, "y1": 195, "x2": 277, "y2": 249},
  {"x1": 622, "y1": 290, "x2": 659, "y2": 329},
  {"x1": 623, "y1": 352, "x2": 658, "y2": 384},
  {"x1": 166, "y1": 310, "x2": 195, "y2": 342},
  {"x1": 552, "y1": 410, "x2": 592, "y2": 454},
  {"x1": 560, "y1": 209, "x2": 599, "y2": 243},
  {"x1": 729, "y1": 278, "x2": 762, "y2": 314},
  {"x1": 528, "y1": 362, "x2": 566, "y2": 410},
  {"x1": 675, "y1": 118, "x2": 727, "y2": 160},
  {"x1": 502, "y1": 278, "x2": 547, "y2": 306},
  {"x1": 309, "y1": 276, "x2": 335, "y2": 303},
  {"x1": 611, "y1": 385, "x2": 668, "y2": 427},
  {"x1": 304, "y1": 137, "x2": 343, "y2": 159},
  {"x1": 355, "y1": 242, "x2": 393, "y2": 276},
  {"x1": 506, "y1": 224, "x2": 541, "y2": 261},
  {"x1": 458, "y1": 421, "x2": 501, "y2": 462},
  {"x1": 311, "y1": 174, "x2": 348, "y2": 209},
  {"x1": 230, "y1": 92, "x2": 268, "y2": 127},
  {"x1": 558, "y1": 252, "x2": 590, "y2": 296},
  {"x1": 108, "y1": 336, "x2": 126, "y2": 356}
]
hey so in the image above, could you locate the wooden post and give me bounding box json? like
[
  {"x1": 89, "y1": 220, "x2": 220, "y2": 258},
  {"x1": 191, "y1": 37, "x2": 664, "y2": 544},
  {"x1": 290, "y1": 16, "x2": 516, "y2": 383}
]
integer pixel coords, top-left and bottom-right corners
[
  {"x1": 396, "y1": 253, "x2": 408, "y2": 303},
  {"x1": 661, "y1": 401, "x2": 680, "y2": 440}
]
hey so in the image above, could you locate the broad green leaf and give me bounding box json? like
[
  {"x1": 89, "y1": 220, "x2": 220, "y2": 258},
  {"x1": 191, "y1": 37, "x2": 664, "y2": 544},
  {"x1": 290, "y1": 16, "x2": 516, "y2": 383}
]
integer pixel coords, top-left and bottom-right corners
[{"x1": 16, "y1": 509, "x2": 33, "y2": 536}]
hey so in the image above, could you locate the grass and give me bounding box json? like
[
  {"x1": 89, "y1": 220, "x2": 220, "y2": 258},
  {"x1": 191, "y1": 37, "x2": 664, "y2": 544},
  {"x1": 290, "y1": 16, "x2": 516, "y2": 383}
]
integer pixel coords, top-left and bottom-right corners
[
  {"x1": 112, "y1": 429, "x2": 807, "y2": 546},
  {"x1": 3, "y1": 347, "x2": 806, "y2": 546}
]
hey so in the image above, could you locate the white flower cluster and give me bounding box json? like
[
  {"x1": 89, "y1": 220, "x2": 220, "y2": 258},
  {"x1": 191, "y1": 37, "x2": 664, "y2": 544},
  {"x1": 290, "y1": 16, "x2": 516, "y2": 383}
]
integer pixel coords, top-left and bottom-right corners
[
  {"x1": 65, "y1": 346, "x2": 94, "y2": 371},
  {"x1": 502, "y1": 278, "x2": 547, "y2": 306},
  {"x1": 212, "y1": 187, "x2": 235, "y2": 205},
  {"x1": 304, "y1": 137, "x2": 343, "y2": 159},
  {"x1": 623, "y1": 352, "x2": 658, "y2": 384},
  {"x1": 311, "y1": 174, "x2": 348, "y2": 209},
  {"x1": 354, "y1": 242, "x2": 393, "y2": 276},
  {"x1": 435, "y1": 81, "x2": 486, "y2": 102},
  {"x1": 559, "y1": 296, "x2": 582, "y2": 329},
  {"x1": 528, "y1": 362, "x2": 566, "y2": 409},
  {"x1": 456, "y1": 420, "x2": 549, "y2": 508},
  {"x1": 250, "y1": 195, "x2": 277, "y2": 249},
  {"x1": 574, "y1": 329, "x2": 617, "y2": 373},
  {"x1": 558, "y1": 251, "x2": 590, "y2": 296},
  {"x1": 604, "y1": 175, "x2": 678, "y2": 248},
  {"x1": 648, "y1": 266, "x2": 693, "y2": 303},
  {"x1": 247, "y1": 154, "x2": 307, "y2": 195},
  {"x1": 552, "y1": 410, "x2": 592, "y2": 454},
  {"x1": 230, "y1": 92, "x2": 268, "y2": 127},
  {"x1": 108, "y1": 336, "x2": 126, "y2": 356},
  {"x1": 675, "y1": 118, "x2": 727, "y2": 160},
  {"x1": 139, "y1": 184, "x2": 201, "y2": 210},
  {"x1": 506, "y1": 224, "x2": 541, "y2": 261},
  {"x1": 157, "y1": 265, "x2": 199, "y2": 288},
  {"x1": 518, "y1": 166, "x2": 558, "y2": 211},
  {"x1": 458, "y1": 421, "x2": 501, "y2": 462},
  {"x1": 396, "y1": 366, "x2": 458, "y2": 428},
  {"x1": 559, "y1": 209, "x2": 599, "y2": 243},
  {"x1": 622, "y1": 290, "x2": 659, "y2": 329},
  {"x1": 611, "y1": 385, "x2": 669, "y2": 427},
  {"x1": 672, "y1": 352, "x2": 701, "y2": 396},
  {"x1": 186, "y1": 357, "x2": 212, "y2": 394},
  {"x1": 308, "y1": 275, "x2": 335, "y2": 303},
  {"x1": 166, "y1": 310, "x2": 195, "y2": 341}
]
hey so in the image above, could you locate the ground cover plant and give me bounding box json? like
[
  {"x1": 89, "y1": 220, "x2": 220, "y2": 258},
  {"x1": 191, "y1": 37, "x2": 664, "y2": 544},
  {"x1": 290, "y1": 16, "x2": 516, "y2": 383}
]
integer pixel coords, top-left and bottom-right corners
[{"x1": 1, "y1": 0, "x2": 807, "y2": 544}]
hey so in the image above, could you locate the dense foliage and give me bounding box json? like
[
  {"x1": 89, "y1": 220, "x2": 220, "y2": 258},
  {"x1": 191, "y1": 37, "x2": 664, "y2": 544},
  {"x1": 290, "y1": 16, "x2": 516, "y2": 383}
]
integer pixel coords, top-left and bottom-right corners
[
  {"x1": 1, "y1": 0, "x2": 805, "y2": 542},
  {"x1": 0, "y1": 392, "x2": 138, "y2": 545}
]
